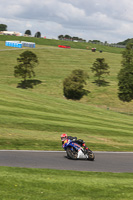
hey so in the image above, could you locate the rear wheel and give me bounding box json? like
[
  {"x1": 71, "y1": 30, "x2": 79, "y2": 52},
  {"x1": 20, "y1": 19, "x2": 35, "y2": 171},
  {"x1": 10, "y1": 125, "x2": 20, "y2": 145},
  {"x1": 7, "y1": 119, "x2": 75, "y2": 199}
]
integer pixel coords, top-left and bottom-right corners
[{"x1": 66, "y1": 146, "x2": 78, "y2": 160}]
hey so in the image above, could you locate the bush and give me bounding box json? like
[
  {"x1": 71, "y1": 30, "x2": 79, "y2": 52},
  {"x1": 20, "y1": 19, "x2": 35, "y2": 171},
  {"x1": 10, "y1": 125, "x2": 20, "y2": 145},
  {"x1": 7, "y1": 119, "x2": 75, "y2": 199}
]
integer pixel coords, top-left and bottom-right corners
[{"x1": 63, "y1": 69, "x2": 89, "y2": 100}]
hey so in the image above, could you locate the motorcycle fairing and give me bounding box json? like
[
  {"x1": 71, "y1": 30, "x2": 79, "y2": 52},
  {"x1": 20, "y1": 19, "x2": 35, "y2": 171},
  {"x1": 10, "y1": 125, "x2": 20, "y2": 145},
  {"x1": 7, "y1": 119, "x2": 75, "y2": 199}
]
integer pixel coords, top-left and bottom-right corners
[
  {"x1": 77, "y1": 149, "x2": 88, "y2": 159},
  {"x1": 63, "y1": 139, "x2": 81, "y2": 151},
  {"x1": 71, "y1": 142, "x2": 81, "y2": 151}
]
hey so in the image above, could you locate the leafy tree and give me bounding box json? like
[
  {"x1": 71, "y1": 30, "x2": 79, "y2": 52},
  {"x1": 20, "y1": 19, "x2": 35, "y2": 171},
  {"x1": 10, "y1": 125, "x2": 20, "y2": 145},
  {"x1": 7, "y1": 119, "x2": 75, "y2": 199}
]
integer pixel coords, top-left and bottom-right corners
[
  {"x1": 121, "y1": 43, "x2": 133, "y2": 65},
  {"x1": 58, "y1": 35, "x2": 64, "y2": 39},
  {"x1": 64, "y1": 35, "x2": 71, "y2": 39},
  {"x1": 91, "y1": 58, "x2": 110, "y2": 86},
  {"x1": 58, "y1": 35, "x2": 85, "y2": 42},
  {"x1": 117, "y1": 38, "x2": 133, "y2": 45},
  {"x1": 34, "y1": 31, "x2": 41, "y2": 38},
  {"x1": 0, "y1": 24, "x2": 7, "y2": 31},
  {"x1": 89, "y1": 40, "x2": 101, "y2": 43},
  {"x1": 25, "y1": 30, "x2": 31, "y2": 35},
  {"x1": 14, "y1": 51, "x2": 39, "y2": 88},
  {"x1": 63, "y1": 69, "x2": 89, "y2": 100},
  {"x1": 118, "y1": 43, "x2": 133, "y2": 102},
  {"x1": 72, "y1": 36, "x2": 78, "y2": 40}
]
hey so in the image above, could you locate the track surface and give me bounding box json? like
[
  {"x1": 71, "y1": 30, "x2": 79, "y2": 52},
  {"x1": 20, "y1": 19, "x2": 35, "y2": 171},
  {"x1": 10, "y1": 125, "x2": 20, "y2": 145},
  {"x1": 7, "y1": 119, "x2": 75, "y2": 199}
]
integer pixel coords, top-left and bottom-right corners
[{"x1": 0, "y1": 151, "x2": 133, "y2": 173}]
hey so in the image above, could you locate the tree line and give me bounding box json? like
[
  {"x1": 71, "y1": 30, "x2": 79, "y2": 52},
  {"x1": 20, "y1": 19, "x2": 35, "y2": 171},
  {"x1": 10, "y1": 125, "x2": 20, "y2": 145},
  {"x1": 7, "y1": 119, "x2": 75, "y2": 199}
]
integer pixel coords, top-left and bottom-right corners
[
  {"x1": 58, "y1": 34, "x2": 86, "y2": 42},
  {"x1": 0, "y1": 24, "x2": 41, "y2": 38}
]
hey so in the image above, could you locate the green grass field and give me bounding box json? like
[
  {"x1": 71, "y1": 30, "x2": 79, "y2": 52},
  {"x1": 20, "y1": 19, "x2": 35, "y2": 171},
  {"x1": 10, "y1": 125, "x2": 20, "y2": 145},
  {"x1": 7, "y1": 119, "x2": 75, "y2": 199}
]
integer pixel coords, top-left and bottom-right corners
[{"x1": 0, "y1": 167, "x2": 133, "y2": 200}]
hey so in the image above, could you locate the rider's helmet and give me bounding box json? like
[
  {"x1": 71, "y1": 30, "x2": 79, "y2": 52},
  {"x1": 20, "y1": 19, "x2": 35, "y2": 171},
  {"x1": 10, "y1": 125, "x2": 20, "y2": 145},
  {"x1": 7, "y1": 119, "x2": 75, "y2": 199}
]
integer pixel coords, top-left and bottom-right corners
[{"x1": 61, "y1": 133, "x2": 67, "y2": 142}]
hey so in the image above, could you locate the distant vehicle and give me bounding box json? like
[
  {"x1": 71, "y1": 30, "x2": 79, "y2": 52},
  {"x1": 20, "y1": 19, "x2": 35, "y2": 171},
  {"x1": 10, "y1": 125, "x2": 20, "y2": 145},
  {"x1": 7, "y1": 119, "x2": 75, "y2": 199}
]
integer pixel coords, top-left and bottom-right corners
[
  {"x1": 92, "y1": 48, "x2": 96, "y2": 52},
  {"x1": 58, "y1": 45, "x2": 71, "y2": 48}
]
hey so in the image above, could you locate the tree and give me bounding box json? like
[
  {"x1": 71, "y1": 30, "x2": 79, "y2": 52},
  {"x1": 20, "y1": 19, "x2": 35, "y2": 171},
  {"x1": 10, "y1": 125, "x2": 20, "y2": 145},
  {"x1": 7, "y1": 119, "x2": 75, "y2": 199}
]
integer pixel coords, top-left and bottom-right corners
[
  {"x1": 63, "y1": 69, "x2": 89, "y2": 100},
  {"x1": 14, "y1": 51, "x2": 39, "y2": 88},
  {"x1": 34, "y1": 31, "x2": 41, "y2": 38},
  {"x1": 118, "y1": 43, "x2": 133, "y2": 102},
  {"x1": 0, "y1": 24, "x2": 7, "y2": 31},
  {"x1": 64, "y1": 35, "x2": 71, "y2": 39},
  {"x1": 89, "y1": 40, "x2": 101, "y2": 43},
  {"x1": 91, "y1": 58, "x2": 110, "y2": 86},
  {"x1": 25, "y1": 30, "x2": 31, "y2": 35},
  {"x1": 58, "y1": 35, "x2": 85, "y2": 42},
  {"x1": 117, "y1": 38, "x2": 133, "y2": 45},
  {"x1": 58, "y1": 35, "x2": 64, "y2": 40}
]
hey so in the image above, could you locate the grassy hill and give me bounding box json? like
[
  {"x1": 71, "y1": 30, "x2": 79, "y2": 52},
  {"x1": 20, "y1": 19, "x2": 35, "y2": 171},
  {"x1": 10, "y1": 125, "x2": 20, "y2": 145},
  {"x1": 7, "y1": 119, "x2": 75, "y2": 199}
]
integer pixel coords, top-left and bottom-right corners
[
  {"x1": 0, "y1": 36, "x2": 133, "y2": 151},
  {"x1": 0, "y1": 35, "x2": 123, "y2": 53}
]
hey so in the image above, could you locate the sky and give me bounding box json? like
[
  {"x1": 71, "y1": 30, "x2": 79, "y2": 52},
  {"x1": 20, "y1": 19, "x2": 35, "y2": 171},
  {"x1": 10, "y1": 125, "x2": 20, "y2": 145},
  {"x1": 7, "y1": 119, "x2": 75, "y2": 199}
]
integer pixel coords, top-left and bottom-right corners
[{"x1": 0, "y1": 0, "x2": 133, "y2": 43}]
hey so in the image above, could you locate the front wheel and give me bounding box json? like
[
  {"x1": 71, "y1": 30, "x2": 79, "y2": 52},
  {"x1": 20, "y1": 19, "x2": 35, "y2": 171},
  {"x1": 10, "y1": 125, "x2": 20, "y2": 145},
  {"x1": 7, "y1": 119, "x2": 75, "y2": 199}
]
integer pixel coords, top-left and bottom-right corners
[
  {"x1": 87, "y1": 151, "x2": 95, "y2": 161},
  {"x1": 66, "y1": 146, "x2": 78, "y2": 160}
]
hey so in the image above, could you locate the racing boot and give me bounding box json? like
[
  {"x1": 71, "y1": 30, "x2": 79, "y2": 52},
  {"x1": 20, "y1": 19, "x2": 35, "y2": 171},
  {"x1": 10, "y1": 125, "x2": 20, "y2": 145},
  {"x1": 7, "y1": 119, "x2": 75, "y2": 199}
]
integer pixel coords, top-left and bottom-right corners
[
  {"x1": 84, "y1": 147, "x2": 89, "y2": 154},
  {"x1": 84, "y1": 147, "x2": 92, "y2": 155},
  {"x1": 82, "y1": 143, "x2": 89, "y2": 154}
]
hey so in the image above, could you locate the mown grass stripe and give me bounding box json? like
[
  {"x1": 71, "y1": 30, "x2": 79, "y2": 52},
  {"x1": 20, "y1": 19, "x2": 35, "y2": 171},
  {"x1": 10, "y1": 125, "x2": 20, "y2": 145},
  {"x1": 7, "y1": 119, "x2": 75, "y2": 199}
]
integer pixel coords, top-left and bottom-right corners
[{"x1": 0, "y1": 113, "x2": 132, "y2": 136}]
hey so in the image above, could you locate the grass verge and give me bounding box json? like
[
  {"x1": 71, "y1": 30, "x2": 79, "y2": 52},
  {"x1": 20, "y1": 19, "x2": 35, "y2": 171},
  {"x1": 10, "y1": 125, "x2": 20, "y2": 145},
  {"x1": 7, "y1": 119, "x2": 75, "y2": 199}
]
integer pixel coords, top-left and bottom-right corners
[{"x1": 0, "y1": 167, "x2": 133, "y2": 200}]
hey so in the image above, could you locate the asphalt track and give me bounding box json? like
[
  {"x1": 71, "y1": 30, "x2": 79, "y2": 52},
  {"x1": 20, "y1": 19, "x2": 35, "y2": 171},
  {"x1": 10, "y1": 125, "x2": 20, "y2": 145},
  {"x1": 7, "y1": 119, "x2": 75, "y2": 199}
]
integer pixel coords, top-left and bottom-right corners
[{"x1": 0, "y1": 150, "x2": 133, "y2": 173}]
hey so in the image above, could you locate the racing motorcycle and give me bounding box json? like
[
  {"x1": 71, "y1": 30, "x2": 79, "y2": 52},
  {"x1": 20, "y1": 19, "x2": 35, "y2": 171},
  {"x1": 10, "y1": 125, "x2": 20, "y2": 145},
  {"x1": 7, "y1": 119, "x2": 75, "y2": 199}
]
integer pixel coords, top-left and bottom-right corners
[{"x1": 62, "y1": 139, "x2": 95, "y2": 161}]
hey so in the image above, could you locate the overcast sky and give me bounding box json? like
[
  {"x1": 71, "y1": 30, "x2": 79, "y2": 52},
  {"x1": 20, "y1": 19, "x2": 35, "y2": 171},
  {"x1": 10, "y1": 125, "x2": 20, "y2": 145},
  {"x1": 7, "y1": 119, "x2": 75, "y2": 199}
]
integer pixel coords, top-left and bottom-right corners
[{"x1": 0, "y1": 0, "x2": 133, "y2": 43}]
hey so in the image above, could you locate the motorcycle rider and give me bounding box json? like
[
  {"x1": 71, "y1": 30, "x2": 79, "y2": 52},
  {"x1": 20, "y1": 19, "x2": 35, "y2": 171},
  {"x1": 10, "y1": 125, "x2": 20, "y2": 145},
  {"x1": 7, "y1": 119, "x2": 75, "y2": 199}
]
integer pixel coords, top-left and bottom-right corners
[{"x1": 61, "y1": 133, "x2": 90, "y2": 154}]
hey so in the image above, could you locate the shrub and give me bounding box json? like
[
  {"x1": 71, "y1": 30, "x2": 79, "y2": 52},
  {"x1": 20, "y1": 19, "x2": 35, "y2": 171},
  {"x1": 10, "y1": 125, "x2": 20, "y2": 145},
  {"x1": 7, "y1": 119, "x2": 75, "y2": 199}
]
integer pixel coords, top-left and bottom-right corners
[{"x1": 63, "y1": 69, "x2": 89, "y2": 100}]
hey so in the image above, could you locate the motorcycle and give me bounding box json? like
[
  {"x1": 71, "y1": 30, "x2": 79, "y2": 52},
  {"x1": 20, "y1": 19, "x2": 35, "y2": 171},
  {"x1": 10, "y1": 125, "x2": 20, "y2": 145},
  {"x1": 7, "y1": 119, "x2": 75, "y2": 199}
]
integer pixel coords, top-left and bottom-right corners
[{"x1": 62, "y1": 139, "x2": 95, "y2": 161}]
